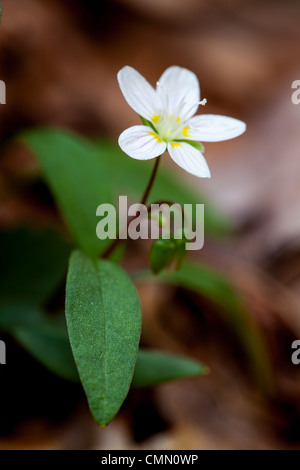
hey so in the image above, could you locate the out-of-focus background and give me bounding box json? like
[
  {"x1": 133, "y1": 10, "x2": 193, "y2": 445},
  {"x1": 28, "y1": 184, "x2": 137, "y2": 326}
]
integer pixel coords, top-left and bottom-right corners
[{"x1": 1, "y1": 0, "x2": 300, "y2": 449}]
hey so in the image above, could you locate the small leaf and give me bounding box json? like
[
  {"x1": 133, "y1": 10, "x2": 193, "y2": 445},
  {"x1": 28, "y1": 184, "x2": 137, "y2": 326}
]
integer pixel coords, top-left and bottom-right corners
[
  {"x1": 0, "y1": 227, "x2": 71, "y2": 305},
  {"x1": 0, "y1": 304, "x2": 78, "y2": 381},
  {"x1": 150, "y1": 239, "x2": 176, "y2": 274},
  {"x1": 174, "y1": 238, "x2": 188, "y2": 270},
  {"x1": 139, "y1": 115, "x2": 156, "y2": 131},
  {"x1": 65, "y1": 250, "x2": 141, "y2": 426},
  {"x1": 132, "y1": 349, "x2": 208, "y2": 387},
  {"x1": 20, "y1": 129, "x2": 231, "y2": 256},
  {"x1": 21, "y1": 130, "x2": 114, "y2": 257},
  {"x1": 175, "y1": 140, "x2": 204, "y2": 153},
  {"x1": 14, "y1": 323, "x2": 78, "y2": 382},
  {"x1": 94, "y1": 138, "x2": 229, "y2": 237}
]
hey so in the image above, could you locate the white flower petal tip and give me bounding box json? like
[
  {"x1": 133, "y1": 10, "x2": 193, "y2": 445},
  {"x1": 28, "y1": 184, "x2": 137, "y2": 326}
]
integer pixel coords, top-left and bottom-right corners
[
  {"x1": 187, "y1": 115, "x2": 246, "y2": 142},
  {"x1": 118, "y1": 125, "x2": 167, "y2": 160},
  {"x1": 117, "y1": 66, "x2": 160, "y2": 121},
  {"x1": 167, "y1": 142, "x2": 211, "y2": 178},
  {"x1": 156, "y1": 66, "x2": 200, "y2": 120}
]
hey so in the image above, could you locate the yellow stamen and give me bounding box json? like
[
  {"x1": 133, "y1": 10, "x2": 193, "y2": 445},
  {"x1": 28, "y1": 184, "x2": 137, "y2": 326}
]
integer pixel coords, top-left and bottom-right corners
[
  {"x1": 171, "y1": 142, "x2": 181, "y2": 147},
  {"x1": 176, "y1": 117, "x2": 180, "y2": 123},
  {"x1": 149, "y1": 131, "x2": 162, "y2": 143},
  {"x1": 182, "y1": 126, "x2": 190, "y2": 137},
  {"x1": 152, "y1": 115, "x2": 160, "y2": 123}
]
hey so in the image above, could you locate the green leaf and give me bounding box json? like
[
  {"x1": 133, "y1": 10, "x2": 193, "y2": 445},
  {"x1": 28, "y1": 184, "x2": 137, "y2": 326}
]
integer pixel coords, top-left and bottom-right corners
[
  {"x1": 187, "y1": 141, "x2": 205, "y2": 153},
  {"x1": 175, "y1": 140, "x2": 205, "y2": 153},
  {"x1": 160, "y1": 263, "x2": 272, "y2": 395},
  {"x1": 21, "y1": 130, "x2": 114, "y2": 257},
  {"x1": 132, "y1": 349, "x2": 208, "y2": 387},
  {"x1": 0, "y1": 227, "x2": 71, "y2": 305},
  {"x1": 0, "y1": 304, "x2": 78, "y2": 381},
  {"x1": 93, "y1": 138, "x2": 230, "y2": 237},
  {"x1": 149, "y1": 239, "x2": 176, "y2": 274},
  {"x1": 14, "y1": 323, "x2": 78, "y2": 382},
  {"x1": 0, "y1": 303, "x2": 46, "y2": 329},
  {"x1": 20, "y1": 129, "x2": 230, "y2": 260},
  {"x1": 174, "y1": 237, "x2": 188, "y2": 270},
  {"x1": 0, "y1": 227, "x2": 77, "y2": 380},
  {"x1": 65, "y1": 250, "x2": 142, "y2": 426},
  {"x1": 139, "y1": 115, "x2": 156, "y2": 131}
]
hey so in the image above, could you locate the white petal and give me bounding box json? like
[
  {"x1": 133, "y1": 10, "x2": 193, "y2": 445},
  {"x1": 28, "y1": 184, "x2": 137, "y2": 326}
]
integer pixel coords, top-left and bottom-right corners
[
  {"x1": 118, "y1": 66, "x2": 161, "y2": 121},
  {"x1": 157, "y1": 66, "x2": 200, "y2": 120},
  {"x1": 167, "y1": 142, "x2": 211, "y2": 178},
  {"x1": 186, "y1": 114, "x2": 246, "y2": 142},
  {"x1": 119, "y1": 125, "x2": 167, "y2": 160}
]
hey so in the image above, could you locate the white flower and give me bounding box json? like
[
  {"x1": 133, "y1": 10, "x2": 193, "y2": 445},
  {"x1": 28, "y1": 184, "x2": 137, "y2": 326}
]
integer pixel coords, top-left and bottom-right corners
[{"x1": 117, "y1": 66, "x2": 246, "y2": 178}]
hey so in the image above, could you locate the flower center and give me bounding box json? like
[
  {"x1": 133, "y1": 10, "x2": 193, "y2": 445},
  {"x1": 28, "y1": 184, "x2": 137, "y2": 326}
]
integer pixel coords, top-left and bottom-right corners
[
  {"x1": 152, "y1": 112, "x2": 186, "y2": 142},
  {"x1": 151, "y1": 88, "x2": 207, "y2": 142}
]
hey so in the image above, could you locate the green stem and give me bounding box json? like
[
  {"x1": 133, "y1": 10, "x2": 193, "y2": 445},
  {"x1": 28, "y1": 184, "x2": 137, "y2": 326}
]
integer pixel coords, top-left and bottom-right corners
[
  {"x1": 140, "y1": 156, "x2": 161, "y2": 205},
  {"x1": 102, "y1": 157, "x2": 161, "y2": 259}
]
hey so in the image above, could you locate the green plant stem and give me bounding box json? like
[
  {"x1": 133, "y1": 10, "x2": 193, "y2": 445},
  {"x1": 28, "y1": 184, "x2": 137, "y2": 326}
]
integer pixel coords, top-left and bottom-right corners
[
  {"x1": 140, "y1": 156, "x2": 161, "y2": 205},
  {"x1": 102, "y1": 157, "x2": 161, "y2": 259}
]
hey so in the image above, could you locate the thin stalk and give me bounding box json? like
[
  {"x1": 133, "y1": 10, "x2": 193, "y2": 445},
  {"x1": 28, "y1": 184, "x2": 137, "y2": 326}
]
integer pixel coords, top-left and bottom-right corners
[
  {"x1": 140, "y1": 156, "x2": 161, "y2": 205},
  {"x1": 101, "y1": 157, "x2": 161, "y2": 259}
]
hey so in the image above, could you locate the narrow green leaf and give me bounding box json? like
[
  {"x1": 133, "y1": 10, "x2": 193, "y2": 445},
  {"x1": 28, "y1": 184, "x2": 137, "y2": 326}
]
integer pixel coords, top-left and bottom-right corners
[
  {"x1": 21, "y1": 129, "x2": 114, "y2": 257},
  {"x1": 149, "y1": 239, "x2": 176, "y2": 274},
  {"x1": 0, "y1": 304, "x2": 78, "y2": 381},
  {"x1": 139, "y1": 115, "x2": 156, "y2": 131},
  {"x1": 175, "y1": 140, "x2": 205, "y2": 153},
  {"x1": 93, "y1": 138, "x2": 230, "y2": 237},
  {"x1": 0, "y1": 227, "x2": 77, "y2": 380},
  {"x1": 20, "y1": 129, "x2": 230, "y2": 259},
  {"x1": 0, "y1": 227, "x2": 71, "y2": 305},
  {"x1": 160, "y1": 263, "x2": 272, "y2": 395},
  {"x1": 132, "y1": 349, "x2": 208, "y2": 387},
  {"x1": 0, "y1": 303, "x2": 47, "y2": 329},
  {"x1": 174, "y1": 238, "x2": 188, "y2": 270},
  {"x1": 65, "y1": 250, "x2": 142, "y2": 426},
  {"x1": 14, "y1": 324, "x2": 78, "y2": 382}
]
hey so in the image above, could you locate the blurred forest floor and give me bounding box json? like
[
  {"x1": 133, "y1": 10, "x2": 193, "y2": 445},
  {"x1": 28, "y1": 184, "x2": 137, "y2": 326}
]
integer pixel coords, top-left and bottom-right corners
[{"x1": 1, "y1": 0, "x2": 300, "y2": 450}]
